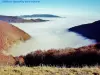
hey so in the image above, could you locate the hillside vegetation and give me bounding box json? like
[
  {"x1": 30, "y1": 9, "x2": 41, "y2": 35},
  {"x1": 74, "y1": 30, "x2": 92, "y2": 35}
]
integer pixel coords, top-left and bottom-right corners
[
  {"x1": 0, "y1": 66, "x2": 100, "y2": 75},
  {"x1": 22, "y1": 43, "x2": 100, "y2": 67}
]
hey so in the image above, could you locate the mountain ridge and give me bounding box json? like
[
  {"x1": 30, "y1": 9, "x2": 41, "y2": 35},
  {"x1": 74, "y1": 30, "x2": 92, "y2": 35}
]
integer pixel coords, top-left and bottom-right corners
[
  {"x1": 19, "y1": 14, "x2": 61, "y2": 18},
  {"x1": 0, "y1": 15, "x2": 49, "y2": 23},
  {"x1": 68, "y1": 20, "x2": 100, "y2": 42}
]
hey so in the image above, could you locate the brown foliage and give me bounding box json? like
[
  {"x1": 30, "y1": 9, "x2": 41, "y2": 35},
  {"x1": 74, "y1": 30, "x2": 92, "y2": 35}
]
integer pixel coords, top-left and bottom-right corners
[
  {"x1": 0, "y1": 53, "x2": 16, "y2": 66},
  {"x1": 23, "y1": 43, "x2": 100, "y2": 67}
]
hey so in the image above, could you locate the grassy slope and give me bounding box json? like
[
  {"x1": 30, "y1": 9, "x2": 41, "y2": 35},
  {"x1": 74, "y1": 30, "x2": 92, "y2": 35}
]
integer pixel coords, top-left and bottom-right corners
[{"x1": 0, "y1": 66, "x2": 100, "y2": 75}]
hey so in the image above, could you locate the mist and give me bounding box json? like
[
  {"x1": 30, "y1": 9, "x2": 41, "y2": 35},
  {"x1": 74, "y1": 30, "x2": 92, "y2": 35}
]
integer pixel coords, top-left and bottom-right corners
[{"x1": 8, "y1": 16, "x2": 99, "y2": 56}]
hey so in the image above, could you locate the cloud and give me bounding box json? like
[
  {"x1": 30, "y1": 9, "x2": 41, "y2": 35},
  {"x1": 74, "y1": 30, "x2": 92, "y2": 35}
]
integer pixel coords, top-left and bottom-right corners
[{"x1": 7, "y1": 17, "x2": 98, "y2": 56}]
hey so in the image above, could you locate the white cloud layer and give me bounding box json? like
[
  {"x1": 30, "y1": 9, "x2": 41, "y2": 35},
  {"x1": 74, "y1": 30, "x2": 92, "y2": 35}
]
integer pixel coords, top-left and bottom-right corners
[{"x1": 8, "y1": 16, "x2": 100, "y2": 56}]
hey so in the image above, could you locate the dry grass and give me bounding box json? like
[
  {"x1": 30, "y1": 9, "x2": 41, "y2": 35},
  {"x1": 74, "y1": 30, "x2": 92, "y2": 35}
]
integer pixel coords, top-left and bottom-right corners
[{"x1": 0, "y1": 66, "x2": 100, "y2": 75}]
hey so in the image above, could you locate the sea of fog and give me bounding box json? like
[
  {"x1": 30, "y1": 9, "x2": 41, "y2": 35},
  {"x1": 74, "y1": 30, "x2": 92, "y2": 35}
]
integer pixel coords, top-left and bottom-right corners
[{"x1": 8, "y1": 16, "x2": 100, "y2": 56}]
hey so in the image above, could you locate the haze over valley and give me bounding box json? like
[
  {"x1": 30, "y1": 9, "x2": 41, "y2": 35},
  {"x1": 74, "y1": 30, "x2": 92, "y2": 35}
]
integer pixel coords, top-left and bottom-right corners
[{"x1": 6, "y1": 16, "x2": 100, "y2": 56}]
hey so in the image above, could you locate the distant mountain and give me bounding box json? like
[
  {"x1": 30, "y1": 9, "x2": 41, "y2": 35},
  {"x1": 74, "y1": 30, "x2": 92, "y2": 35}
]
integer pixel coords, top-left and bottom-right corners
[
  {"x1": 0, "y1": 15, "x2": 49, "y2": 23},
  {"x1": 68, "y1": 20, "x2": 100, "y2": 42},
  {"x1": 20, "y1": 14, "x2": 61, "y2": 18}
]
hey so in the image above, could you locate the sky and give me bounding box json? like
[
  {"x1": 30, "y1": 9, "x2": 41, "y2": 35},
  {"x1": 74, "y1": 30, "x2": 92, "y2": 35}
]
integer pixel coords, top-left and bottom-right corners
[{"x1": 0, "y1": 0, "x2": 100, "y2": 17}]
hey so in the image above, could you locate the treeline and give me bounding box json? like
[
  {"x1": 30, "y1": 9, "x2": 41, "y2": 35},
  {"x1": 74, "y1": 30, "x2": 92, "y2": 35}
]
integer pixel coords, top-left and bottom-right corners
[{"x1": 16, "y1": 43, "x2": 100, "y2": 67}]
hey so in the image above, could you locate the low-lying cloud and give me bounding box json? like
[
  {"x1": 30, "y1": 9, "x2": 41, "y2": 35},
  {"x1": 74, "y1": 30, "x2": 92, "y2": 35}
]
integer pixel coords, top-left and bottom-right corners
[{"x1": 8, "y1": 16, "x2": 98, "y2": 56}]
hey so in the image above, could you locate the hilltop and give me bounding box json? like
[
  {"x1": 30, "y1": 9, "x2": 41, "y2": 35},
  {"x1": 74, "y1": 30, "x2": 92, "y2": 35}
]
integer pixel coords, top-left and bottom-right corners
[
  {"x1": 69, "y1": 20, "x2": 100, "y2": 42},
  {"x1": 0, "y1": 21, "x2": 30, "y2": 65}
]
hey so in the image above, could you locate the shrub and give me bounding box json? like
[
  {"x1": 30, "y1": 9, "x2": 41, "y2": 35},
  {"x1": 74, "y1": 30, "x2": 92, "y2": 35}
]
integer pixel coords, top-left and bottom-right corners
[{"x1": 22, "y1": 43, "x2": 100, "y2": 67}]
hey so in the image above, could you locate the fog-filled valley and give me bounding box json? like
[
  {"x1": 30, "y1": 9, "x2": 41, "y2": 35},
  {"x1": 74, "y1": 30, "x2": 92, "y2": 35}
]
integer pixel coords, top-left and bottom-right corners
[{"x1": 8, "y1": 16, "x2": 100, "y2": 56}]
